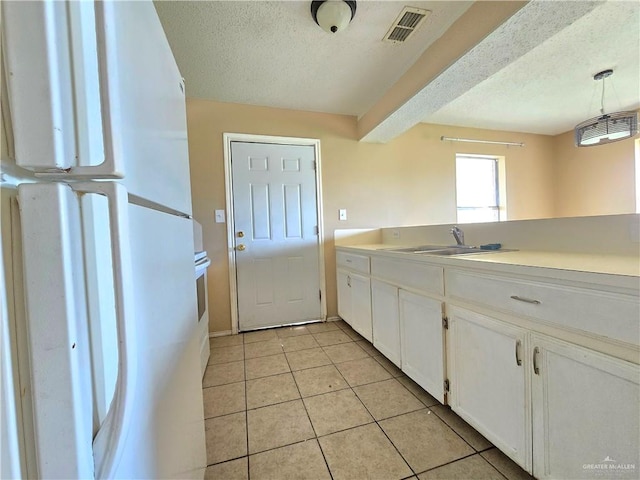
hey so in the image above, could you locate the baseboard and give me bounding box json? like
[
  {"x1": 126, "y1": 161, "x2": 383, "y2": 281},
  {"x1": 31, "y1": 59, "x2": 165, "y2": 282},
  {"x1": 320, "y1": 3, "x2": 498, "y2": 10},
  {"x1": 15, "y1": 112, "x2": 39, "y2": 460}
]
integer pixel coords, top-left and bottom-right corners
[
  {"x1": 327, "y1": 316, "x2": 342, "y2": 322},
  {"x1": 210, "y1": 330, "x2": 233, "y2": 338}
]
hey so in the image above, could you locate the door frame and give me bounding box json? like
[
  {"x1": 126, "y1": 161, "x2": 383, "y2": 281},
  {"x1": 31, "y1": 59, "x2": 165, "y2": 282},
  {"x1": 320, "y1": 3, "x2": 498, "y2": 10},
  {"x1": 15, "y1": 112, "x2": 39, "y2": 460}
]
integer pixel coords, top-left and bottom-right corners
[{"x1": 223, "y1": 133, "x2": 327, "y2": 334}]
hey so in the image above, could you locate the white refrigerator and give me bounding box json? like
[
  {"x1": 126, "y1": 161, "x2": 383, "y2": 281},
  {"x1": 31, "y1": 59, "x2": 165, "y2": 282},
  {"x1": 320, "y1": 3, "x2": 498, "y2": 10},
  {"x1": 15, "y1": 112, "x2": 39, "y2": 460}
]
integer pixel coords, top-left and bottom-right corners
[{"x1": 1, "y1": 1, "x2": 206, "y2": 478}]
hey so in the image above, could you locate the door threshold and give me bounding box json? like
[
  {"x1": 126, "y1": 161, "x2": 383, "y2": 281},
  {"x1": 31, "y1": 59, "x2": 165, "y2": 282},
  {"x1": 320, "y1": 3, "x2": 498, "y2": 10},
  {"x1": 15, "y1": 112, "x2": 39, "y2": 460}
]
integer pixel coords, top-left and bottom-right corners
[{"x1": 239, "y1": 318, "x2": 326, "y2": 333}]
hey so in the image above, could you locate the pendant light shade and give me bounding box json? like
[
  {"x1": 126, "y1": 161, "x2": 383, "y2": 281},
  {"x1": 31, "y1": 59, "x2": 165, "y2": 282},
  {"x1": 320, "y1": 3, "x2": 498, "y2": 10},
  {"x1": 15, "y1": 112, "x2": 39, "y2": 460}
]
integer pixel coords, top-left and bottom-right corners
[
  {"x1": 575, "y1": 111, "x2": 638, "y2": 147},
  {"x1": 311, "y1": 1, "x2": 356, "y2": 34},
  {"x1": 574, "y1": 69, "x2": 639, "y2": 147}
]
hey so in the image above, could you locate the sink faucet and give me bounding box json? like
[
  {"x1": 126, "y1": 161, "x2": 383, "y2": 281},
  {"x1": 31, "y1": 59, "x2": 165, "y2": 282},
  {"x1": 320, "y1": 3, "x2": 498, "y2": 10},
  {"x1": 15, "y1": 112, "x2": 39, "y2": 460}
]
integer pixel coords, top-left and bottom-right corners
[{"x1": 451, "y1": 226, "x2": 465, "y2": 246}]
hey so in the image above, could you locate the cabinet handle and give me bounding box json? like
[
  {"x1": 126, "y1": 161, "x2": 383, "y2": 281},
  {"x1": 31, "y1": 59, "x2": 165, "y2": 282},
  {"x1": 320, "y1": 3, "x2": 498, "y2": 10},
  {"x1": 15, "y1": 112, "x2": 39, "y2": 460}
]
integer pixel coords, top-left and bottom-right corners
[
  {"x1": 533, "y1": 346, "x2": 540, "y2": 375},
  {"x1": 347, "y1": 275, "x2": 351, "y2": 287},
  {"x1": 515, "y1": 339, "x2": 522, "y2": 366},
  {"x1": 510, "y1": 295, "x2": 541, "y2": 305}
]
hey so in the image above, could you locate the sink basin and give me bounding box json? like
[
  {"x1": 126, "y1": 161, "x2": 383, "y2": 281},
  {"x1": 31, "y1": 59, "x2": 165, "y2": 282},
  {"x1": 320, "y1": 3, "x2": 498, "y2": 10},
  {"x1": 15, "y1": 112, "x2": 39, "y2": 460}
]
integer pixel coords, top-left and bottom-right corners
[
  {"x1": 387, "y1": 245, "x2": 508, "y2": 256},
  {"x1": 387, "y1": 245, "x2": 452, "y2": 253},
  {"x1": 421, "y1": 247, "x2": 483, "y2": 256}
]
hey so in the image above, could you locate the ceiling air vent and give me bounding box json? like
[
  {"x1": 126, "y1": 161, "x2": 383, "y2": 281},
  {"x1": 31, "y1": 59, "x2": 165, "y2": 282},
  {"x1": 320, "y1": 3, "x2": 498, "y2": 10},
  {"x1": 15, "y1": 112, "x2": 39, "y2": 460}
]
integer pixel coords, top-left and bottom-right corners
[{"x1": 383, "y1": 6, "x2": 431, "y2": 43}]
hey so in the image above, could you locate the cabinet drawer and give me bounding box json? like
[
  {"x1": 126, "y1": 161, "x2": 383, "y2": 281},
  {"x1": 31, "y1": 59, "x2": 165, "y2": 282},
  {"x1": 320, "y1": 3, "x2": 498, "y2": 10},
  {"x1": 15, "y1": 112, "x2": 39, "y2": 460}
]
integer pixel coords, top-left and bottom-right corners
[
  {"x1": 446, "y1": 270, "x2": 640, "y2": 345},
  {"x1": 336, "y1": 251, "x2": 370, "y2": 274},
  {"x1": 372, "y1": 257, "x2": 444, "y2": 296}
]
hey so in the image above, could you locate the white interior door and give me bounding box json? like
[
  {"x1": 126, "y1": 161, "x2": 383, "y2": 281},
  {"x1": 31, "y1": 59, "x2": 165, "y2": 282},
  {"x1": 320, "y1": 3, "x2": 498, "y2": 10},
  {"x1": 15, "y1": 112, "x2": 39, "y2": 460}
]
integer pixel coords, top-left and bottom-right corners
[{"x1": 231, "y1": 141, "x2": 322, "y2": 331}]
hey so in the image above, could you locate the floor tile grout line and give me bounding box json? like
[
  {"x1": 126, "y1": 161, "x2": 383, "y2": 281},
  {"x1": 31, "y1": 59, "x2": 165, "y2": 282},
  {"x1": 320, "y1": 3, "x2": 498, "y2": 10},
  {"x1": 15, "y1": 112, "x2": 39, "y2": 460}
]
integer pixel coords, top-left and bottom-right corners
[
  {"x1": 345, "y1": 380, "x2": 417, "y2": 477},
  {"x1": 340, "y1": 334, "x2": 502, "y2": 475},
  {"x1": 322, "y1": 334, "x2": 419, "y2": 473},
  {"x1": 281, "y1": 342, "x2": 335, "y2": 480},
  {"x1": 413, "y1": 450, "x2": 509, "y2": 479},
  {"x1": 205, "y1": 453, "x2": 247, "y2": 469},
  {"x1": 326, "y1": 333, "x2": 475, "y2": 477},
  {"x1": 480, "y1": 450, "x2": 524, "y2": 480},
  {"x1": 479, "y1": 455, "x2": 512, "y2": 480},
  {"x1": 428, "y1": 405, "x2": 491, "y2": 453},
  {"x1": 201, "y1": 377, "x2": 439, "y2": 422},
  {"x1": 240, "y1": 437, "x2": 330, "y2": 466}
]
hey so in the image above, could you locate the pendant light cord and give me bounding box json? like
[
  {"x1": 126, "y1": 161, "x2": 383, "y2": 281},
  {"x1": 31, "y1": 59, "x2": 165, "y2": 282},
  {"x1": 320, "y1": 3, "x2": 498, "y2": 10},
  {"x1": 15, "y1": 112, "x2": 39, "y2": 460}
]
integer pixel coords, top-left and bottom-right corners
[{"x1": 600, "y1": 77, "x2": 606, "y2": 115}]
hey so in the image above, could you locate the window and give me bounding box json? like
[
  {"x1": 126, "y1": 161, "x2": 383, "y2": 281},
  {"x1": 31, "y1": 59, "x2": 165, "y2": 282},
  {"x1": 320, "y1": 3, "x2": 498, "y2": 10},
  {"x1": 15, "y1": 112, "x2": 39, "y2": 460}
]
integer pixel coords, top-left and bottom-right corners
[{"x1": 455, "y1": 154, "x2": 506, "y2": 223}]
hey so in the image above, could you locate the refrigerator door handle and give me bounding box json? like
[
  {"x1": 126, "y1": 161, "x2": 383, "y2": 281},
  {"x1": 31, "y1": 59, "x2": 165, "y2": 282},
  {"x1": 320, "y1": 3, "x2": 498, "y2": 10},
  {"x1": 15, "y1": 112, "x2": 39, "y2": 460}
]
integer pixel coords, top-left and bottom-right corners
[
  {"x1": 71, "y1": 182, "x2": 136, "y2": 478},
  {"x1": 44, "y1": 2, "x2": 124, "y2": 179}
]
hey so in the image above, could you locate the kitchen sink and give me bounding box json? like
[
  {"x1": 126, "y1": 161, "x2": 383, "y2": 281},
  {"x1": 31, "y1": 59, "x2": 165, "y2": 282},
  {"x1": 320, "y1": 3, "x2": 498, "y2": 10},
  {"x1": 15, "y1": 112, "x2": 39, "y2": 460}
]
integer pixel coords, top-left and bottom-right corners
[
  {"x1": 387, "y1": 245, "x2": 507, "y2": 256},
  {"x1": 423, "y1": 247, "x2": 484, "y2": 256},
  {"x1": 387, "y1": 245, "x2": 454, "y2": 253}
]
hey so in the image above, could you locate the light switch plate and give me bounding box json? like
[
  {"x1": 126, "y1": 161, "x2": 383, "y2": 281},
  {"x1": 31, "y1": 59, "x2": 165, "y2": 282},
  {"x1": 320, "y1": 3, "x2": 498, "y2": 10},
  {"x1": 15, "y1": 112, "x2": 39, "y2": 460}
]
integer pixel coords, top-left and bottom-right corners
[
  {"x1": 339, "y1": 209, "x2": 347, "y2": 221},
  {"x1": 215, "y1": 209, "x2": 225, "y2": 223}
]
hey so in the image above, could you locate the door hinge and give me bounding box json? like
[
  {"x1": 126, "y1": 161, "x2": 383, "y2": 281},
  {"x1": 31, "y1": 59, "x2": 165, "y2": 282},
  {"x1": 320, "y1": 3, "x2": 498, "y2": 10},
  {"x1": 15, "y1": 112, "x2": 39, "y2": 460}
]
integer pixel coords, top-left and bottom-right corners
[
  {"x1": 444, "y1": 379, "x2": 450, "y2": 392},
  {"x1": 314, "y1": 225, "x2": 319, "y2": 235},
  {"x1": 312, "y1": 161, "x2": 317, "y2": 170},
  {"x1": 442, "y1": 317, "x2": 449, "y2": 329},
  {"x1": 319, "y1": 290, "x2": 322, "y2": 301}
]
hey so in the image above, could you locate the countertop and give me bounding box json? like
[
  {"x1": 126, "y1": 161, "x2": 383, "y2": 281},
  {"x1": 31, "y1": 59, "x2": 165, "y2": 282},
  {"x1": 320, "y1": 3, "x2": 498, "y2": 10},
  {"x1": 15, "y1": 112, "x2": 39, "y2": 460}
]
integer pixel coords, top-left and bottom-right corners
[{"x1": 336, "y1": 244, "x2": 640, "y2": 291}]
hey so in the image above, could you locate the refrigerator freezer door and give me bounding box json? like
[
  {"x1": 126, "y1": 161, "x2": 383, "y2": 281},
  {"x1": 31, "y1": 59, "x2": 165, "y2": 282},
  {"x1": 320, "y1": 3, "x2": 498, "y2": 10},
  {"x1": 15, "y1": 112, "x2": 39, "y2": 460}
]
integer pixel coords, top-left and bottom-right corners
[
  {"x1": 108, "y1": 1, "x2": 193, "y2": 215},
  {"x1": 113, "y1": 203, "x2": 205, "y2": 479},
  {"x1": 3, "y1": 0, "x2": 193, "y2": 214}
]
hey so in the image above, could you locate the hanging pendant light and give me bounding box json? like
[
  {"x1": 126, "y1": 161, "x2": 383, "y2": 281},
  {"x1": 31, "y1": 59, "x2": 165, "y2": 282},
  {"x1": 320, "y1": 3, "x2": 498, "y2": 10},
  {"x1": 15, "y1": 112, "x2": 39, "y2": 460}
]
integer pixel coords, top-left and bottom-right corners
[
  {"x1": 574, "y1": 69, "x2": 638, "y2": 147},
  {"x1": 311, "y1": 1, "x2": 356, "y2": 34}
]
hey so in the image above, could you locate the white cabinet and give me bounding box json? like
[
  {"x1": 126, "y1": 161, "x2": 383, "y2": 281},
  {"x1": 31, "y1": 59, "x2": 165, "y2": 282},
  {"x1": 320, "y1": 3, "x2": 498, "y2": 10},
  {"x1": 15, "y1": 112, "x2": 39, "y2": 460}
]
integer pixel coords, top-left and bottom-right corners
[
  {"x1": 448, "y1": 307, "x2": 531, "y2": 472},
  {"x1": 350, "y1": 273, "x2": 372, "y2": 341},
  {"x1": 337, "y1": 270, "x2": 372, "y2": 341},
  {"x1": 337, "y1": 270, "x2": 351, "y2": 323},
  {"x1": 448, "y1": 306, "x2": 640, "y2": 479},
  {"x1": 531, "y1": 334, "x2": 640, "y2": 479},
  {"x1": 336, "y1": 252, "x2": 372, "y2": 341},
  {"x1": 399, "y1": 290, "x2": 445, "y2": 403},
  {"x1": 371, "y1": 279, "x2": 400, "y2": 366},
  {"x1": 336, "y1": 245, "x2": 639, "y2": 480}
]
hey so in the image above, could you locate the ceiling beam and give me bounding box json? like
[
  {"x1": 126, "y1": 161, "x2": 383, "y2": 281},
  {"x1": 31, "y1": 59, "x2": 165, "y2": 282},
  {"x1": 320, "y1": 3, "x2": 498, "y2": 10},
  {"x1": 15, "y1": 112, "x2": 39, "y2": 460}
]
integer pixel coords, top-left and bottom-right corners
[
  {"x1": 358, "y1": 0, "x2": 603, "y2": 144},
  {"x1": 357, "y1": 1, "x2": 528, "y2": 142}
]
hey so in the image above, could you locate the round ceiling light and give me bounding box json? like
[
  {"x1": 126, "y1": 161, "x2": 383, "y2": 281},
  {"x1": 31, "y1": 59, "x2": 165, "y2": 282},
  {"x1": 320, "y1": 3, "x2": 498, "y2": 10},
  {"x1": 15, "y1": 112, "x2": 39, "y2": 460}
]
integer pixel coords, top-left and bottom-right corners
[{"x1": 311, "y1": 1, "x2": 357, "y2": 34}]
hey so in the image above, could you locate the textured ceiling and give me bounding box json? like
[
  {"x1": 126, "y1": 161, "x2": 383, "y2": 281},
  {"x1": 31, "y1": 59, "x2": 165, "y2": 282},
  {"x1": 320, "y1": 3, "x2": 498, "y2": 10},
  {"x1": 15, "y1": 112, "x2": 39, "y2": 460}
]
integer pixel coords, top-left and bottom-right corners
[
  {"x1": 154, "y1": 0, "x2": 472, "y2": 116},
  {"x1": 423, "y1": 0, "x2": 640, "y2": 136},
  {"x1": 155, "y1": 0, "x2": 640, "y2": 141}
]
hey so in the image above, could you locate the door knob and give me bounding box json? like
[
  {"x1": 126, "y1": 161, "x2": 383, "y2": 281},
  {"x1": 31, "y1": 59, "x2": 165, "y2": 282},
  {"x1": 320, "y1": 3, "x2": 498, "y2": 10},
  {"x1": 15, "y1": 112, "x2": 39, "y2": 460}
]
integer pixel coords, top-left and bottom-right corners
[
  {"x1": 236, "y1": 244, "x2": 246, "y2": 251},
  {"x1": 237, "y1": 231, "x2": 245, "y2": 238}
]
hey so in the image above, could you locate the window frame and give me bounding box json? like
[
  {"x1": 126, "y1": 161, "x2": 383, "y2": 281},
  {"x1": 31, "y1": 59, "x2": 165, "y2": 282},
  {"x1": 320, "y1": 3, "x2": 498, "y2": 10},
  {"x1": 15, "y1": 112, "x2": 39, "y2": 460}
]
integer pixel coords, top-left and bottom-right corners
[{"x1": 455, "y1": 153, "x2": 507, "y2": 224}]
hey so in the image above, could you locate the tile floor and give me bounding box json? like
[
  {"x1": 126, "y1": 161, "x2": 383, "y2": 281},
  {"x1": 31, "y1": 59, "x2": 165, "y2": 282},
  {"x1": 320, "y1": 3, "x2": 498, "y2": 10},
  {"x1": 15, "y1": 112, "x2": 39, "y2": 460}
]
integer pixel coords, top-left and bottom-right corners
[{"x1": 202, "y1": 320, "x2": 535, "y2": 480}]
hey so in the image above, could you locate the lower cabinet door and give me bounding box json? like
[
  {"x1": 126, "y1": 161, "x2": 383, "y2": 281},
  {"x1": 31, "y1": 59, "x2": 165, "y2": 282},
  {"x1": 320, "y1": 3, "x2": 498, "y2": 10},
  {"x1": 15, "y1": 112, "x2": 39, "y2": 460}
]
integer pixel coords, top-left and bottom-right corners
[
  {"x1": 371, "y1": 279, "x2": 400, "y2": 366},
  {"x1": 448, "y1": 307, "x2": 531, "y2": 473},
  {"x1": 399, "y1": 290, "x2": 445, "y2": 403},
  {"x1": 337, "y1": 270, "x2": 352, "y2": 326},
  {"x1": 531, "y1": 334, "x2": 640, "y2": 480},
  {"x1": 350, "y1": 272, "x2": 372, "y2": 342}
]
